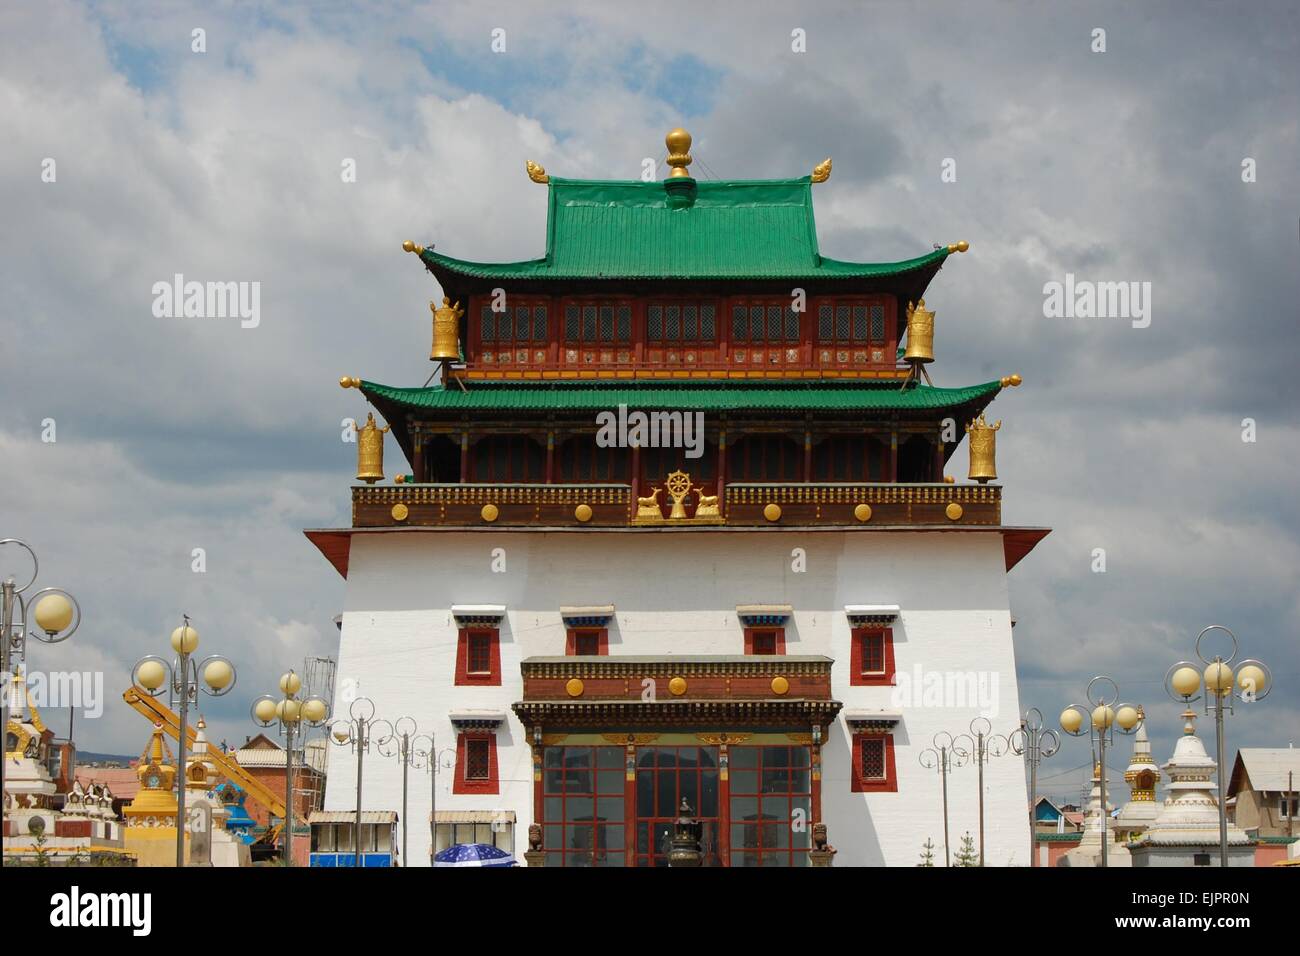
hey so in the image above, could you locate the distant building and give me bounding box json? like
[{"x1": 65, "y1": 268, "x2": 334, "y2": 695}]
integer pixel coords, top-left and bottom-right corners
[{"x1": 1226, "y1": 748, "x2": 1299, "y2": 840}]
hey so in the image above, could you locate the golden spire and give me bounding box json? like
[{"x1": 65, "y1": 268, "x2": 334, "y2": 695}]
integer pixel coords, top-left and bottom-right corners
[
  {"x1": 665, "y1": 128, "x2": 693, "y2": 178},
  {"x1": 525, "y1": 160, "x2": 549, "y2": 184},
  {"x1": 811, "y1": 158, "x2": 832, "y2": 183}
]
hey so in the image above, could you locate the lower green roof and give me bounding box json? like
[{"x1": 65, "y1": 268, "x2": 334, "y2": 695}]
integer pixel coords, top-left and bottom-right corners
[{"x1": 359, "y1": 379, "x2": 1003, "y2": 413}]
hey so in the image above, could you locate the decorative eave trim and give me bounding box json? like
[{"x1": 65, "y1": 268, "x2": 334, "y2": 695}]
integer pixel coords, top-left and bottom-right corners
[
  {"x1": 737, "y1": 604, "x2": 793, "y2": 626},
  {"x1": 560, "y1": 605, "x2": 615, "y2": 626},
  {"x1": 451, "y1": 604, "x2": 507, "y2": 627},
  {"x1": 845, "y1": 604, "x2": 900, "y2": 627},
  {"x1": 844, "y1": 710, "x2": 902, "y2": 732},
  {"x1": 512, "y1": 698, "x2": 842, "y2": 728},
  {"x1": 449, "y1": 710, "x2": 507, "y2": 730}
]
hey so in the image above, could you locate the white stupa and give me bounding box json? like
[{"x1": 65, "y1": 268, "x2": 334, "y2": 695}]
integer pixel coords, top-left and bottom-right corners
[
  {"x1": 1059, "y1": 761, "x2": 1130, "y2": 867},
  {"x1": 1129, "y1": 708, "x2": 1254, "y2": 867},
  {"x1": 1115, "y1": 708, "x2": 1160, "y2": 840}
]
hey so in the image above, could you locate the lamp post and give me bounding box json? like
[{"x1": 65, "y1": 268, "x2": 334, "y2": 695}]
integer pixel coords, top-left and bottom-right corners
[
  {"x1": 377, "y1": 716, "x2": 419, "y2": 868},
  {"x1": 251, "y1": 670, "x2": 330, "y2": 867},
  {"x1": 953, "y1": 716, "x2": 1009, "y2": 867},
  {"x1": 919, "y1": 731, "x2": 969, "y2": 866},
  {"x1": 1060, "y1": 676, "x2": 1143, "y2": 868},
  {"x1": 413, "y1": 733, "x2": 456, "y2": 864},
  {"x1": 327, "y1": 698, "x2": 392, "y2": 867},
  {"x1": 1009, "y1": 707, "x2": 1060, "y2": 866},
  {"x1": 1164, "y1": 625, "x2": 1272, "y2": 867},
  {"x1": 1, "y1": 538, "x2": 81, "y2": 845},
  {"x1": 131, "y1": 615, "x2": 237, "y2": 868}
]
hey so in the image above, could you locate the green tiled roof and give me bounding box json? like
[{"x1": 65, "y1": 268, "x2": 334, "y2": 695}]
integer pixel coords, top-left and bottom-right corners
[
  {"x1": 419, "y1": 178, "x2": 953, "y2": 281},
  {"x1": 359, "y1": 379, "x2": 1003, "y2": 413}
]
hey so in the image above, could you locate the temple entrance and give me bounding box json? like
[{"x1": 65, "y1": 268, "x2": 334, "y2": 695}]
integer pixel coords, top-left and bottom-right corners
[
  {"x1": 540, "y1": 741, "x2": 815, "y2": 867},
  {"x1": 634, "y1": 746, "x2": 720, "y2": 866}
]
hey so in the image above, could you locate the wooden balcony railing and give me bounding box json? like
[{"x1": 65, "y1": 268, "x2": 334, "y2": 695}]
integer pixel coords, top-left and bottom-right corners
[{"x1": 351, "y1": 481, "x2": 1000, "y2": 528}]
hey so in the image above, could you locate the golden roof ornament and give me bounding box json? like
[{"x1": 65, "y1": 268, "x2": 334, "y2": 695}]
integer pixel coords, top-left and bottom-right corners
[
  {"x1": 811, "y1": 158, "x2": 832, "y2": 183},
  {"x1": 946, "y1": 240, "x2": 969, "y2": 254},
  {"x1": 525, "y1": 160, "x2": 549, "y2": 184},
  {"x1": 665, "y1": 128, "x2": 693, "y2": 178},
  {"x1": 355, "y1": 411, "x2": 390, "y2": 484},
  {"x1": 401, "y1": 240, "x2": 425, "y2": 255},
  {"x1": 966, "y1": 413, "x2": 1002, "y2": 483},
  {"x1": 430, "y1": 296, "x2": 464, "y2": 361},
  {"x1": 904, "y1": 298, "x2": 936, "y2": 365}
]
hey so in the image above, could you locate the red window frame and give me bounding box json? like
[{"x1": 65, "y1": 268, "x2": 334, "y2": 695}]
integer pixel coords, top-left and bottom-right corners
[
  {"x1": 646, "y1": 298, "x2": 720, "y2": 348},
  {"x1": 565, "y1": 627, "x2": 609, "y2": 656},
  {"x1": 850, "y1": 734, "x2": 897, "y2": 793},
  {"x1": 849, "y1": 627, "x2": 895, "y2": 686},
  {"x1": 743, "y1": 626, "x2": 786, "y2": 655},
  {"x1": 560, "y1": 298, "x2": 635, "y2": 349},
  {"x1": 455, "y1": 627, "x2": 501, "y2": 686},
  {"x1": 473, "y1": 296, "x2": 550, "y2": 364},
  {"x1": 453, "y1": 731, "x2": 500, "y2": 795},
  {"x1": 814, "y1": 296, "x2": 892, "y2": 347}
]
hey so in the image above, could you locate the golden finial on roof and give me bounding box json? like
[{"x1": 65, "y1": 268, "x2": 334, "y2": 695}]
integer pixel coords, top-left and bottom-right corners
[
  {"x1": 526, "y1": 160, "x2": 550, "y2": 184},
  {"x1": 401, "y1": 240, "x2": 425, "y2": 255},
  {"x1": 947, "y1": 240, "x2": 969, "y2": 253},
  {"x1": 999, "y1": 374, "x2": 1022, "y2": 387},
  {"x1": 811, "y1": 158, "x2": 832, "y2": 183},
  {"x1": 339, "y1": 376, "x2": 360, "y2": 389},
  {"x1": 665, "y1": 128, "x2": 693, "y2": 178}
]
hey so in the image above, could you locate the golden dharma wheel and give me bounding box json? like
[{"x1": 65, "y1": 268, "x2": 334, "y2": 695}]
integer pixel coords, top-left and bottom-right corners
[
  {"x1": 668, "y1": 676, "x2": 687, "y2": 696},
  {"x1": 853, "y1": 503, "x2": 872, "y2": 522},
  {"x1": 945, "y1": 502, "x2": 964, "y2": 521},
  {"x1": 763, "y1": 503, "x2": 782, "y2": 522},
  {"x1": 574, "y1": 503, "x2": 593, "y2": 522},
  {"x1": 565, "y1": 678, "x2": 584, "y2": 698},
  {"x1": 771, "y1": 676, "x2": 790, "y2": 696},
  {"x1": 481, "y1": 503, "x2": 499, "y2": 523}
]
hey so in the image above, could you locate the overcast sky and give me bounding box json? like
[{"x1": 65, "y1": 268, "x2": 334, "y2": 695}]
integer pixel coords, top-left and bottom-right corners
[{"x1": 1, "y1": 0, "x2": 1296, "y2": 804}]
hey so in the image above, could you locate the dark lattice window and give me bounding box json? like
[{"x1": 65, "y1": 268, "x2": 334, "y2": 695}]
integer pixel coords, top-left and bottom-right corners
[
  {"x1": 467, "y1": 633, "x2": 493, "y2": 674},
  {"x1": 646, "y1": 300, "x2": 719, "y2": 347},
  {"x1": 860, "y1": 738, "x2": 885, "y2": 781},
  {"x1": 860, "y1": 632, "x2": 885, "y2": 674},
  {"x1": 466, "y1": 738, "x2": 491, "y2": 779}
]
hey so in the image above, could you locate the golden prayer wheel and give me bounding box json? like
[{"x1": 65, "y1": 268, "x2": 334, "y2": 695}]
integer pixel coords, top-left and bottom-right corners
[
  {"x1": 966, "y1": 413, "x2": 1001, "y2": 483},
  {"x1": 904, "y1": 299, "x2": 935, "y2": 364},
  {"x1": 430, "y1": 296, "x2": 464, "y2": 361},
  {"x1": 355, "y1": 411, "x2": 389, "y2": 483}
]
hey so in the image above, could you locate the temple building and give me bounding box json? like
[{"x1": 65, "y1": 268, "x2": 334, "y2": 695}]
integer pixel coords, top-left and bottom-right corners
[{"x1": 308, "y1": 129, "x2": 1049, "y2": 866}]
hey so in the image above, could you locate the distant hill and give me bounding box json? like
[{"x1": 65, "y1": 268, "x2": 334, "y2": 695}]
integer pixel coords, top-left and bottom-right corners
[{"x1": 75, "y1": 751, "x2": 137, "y2": 766}]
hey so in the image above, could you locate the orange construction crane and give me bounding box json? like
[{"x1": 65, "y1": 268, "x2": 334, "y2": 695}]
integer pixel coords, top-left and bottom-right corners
[{"x1": 121, "y1": 685, "x2": 286, "y2": 819}]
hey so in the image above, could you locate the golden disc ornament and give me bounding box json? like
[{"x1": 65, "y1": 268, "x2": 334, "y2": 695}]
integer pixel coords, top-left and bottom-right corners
[
  {"x1": 764, "y1": 503, "x2": 782, "y2": 522},
  {"x1": 668, "y1": 677, "x2": 687, "y2": 696},
  {"x1": 565, "y1": 678, "x2": 584, "y2": 698},
  {"x1": 854, "y1": 503, "x2": 872, "y2": 522},
  {"x1": 574, "y1": 503, "x2": 593, "y2": 522},
  {"x1": 771, "y1": 676, "x2": 790, "y2": 696},
  {"x1": 945, "y1": 502, "x2": 964, "y2": 521},
  {"x1": 481, "y1": 504, "x2": 499, "y2": 523},
  {"x1": 391, "y1": 503, "x2": 409, "y2": 522}
]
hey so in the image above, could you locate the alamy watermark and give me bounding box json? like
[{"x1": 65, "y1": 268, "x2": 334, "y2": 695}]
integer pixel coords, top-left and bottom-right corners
[
  {"x1": 595, "y1": 405, "x2": 704, "y2": 458},
  {"x1": 890, "y1": 665, "x2": 1000, "y2": 716},
  {"x1": 16, "y1": 666, "x2": 104, "y2": 719},
  {"x1": 1042, "y1": 273, "x2": 1151, "y2": 328},
  {"x1": 151, "y1": 274, "x2": 260, "y2": 328}
]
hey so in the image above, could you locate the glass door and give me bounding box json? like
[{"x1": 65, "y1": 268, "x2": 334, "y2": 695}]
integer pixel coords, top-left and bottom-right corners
[{"x1": 634, "y1": 745, "x2": 720, "y2": 866}]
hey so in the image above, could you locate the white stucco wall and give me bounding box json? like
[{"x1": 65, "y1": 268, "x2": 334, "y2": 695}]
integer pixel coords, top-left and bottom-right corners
[{"x1": 321, "y1": 529, "x2": 1030, "y2": 867}]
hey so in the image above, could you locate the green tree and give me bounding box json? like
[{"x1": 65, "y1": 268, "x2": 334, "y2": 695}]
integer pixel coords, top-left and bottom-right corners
[
  {"x1": 954, "y1": 831, "x2": 979, "y2": 867},
  {"x1": 918, "y1": 837, "x2": 936, "y2": 867}
]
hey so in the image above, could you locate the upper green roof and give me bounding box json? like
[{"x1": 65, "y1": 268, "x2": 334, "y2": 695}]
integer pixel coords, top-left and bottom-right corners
[
  {"x1": 419, "y1": 177, "x2": 954, "y2": 281},
  {"x1": 360, "y1": 379, "x2": 1003, "y2": 413}
]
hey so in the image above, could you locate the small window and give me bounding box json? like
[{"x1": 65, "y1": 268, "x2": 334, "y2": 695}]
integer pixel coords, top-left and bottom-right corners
[
  {"x1": 851, "y1": 734, "x2": 896, "y2": 792},
  {"x1": 466, "y1": 739, "x2": 491, "y2": 779},
  {"x1": 456, "y1": 628, "x2": 500, "y2": 685},
  {"x1": 850, "y1": 627, "x2": 895, "y2": 686},
  {"x1": 860, "y1": 739, "x2": 885, "y2": 781},
  {"x1": 744, "y1": 626, "x2": 786, "y2": 655},
  {"x1": 566, "y1": 627, "x2": 607, "y2": 656}
]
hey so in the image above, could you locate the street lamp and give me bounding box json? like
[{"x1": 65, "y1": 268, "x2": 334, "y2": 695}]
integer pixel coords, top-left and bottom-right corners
[
  {"x1": 919, "y1": 731, "x2": 969, "y2": 866},
  {"x1": 1060, "y1": 676, "x2": 1142, "y2": 868},
  {"x1": 412, "y1": 733, "x2": 457, "y2": 864},
  {"x1": 1009, "y1": 707, "x2": 1061, "y2": 866},
  {"x1": 327, "y1": 698, "x2": 392, "y2": 867},
  {"x1": 953, "y1": 716, "x2": 1009, "y2": 867},
  {"x1": 250, "y1": 670, "x2": 330, "y2": 867},
  {"x1": 377, "y1": 716, "x2": 419, "y2": 867},
  {"x1": 1, "y1": 538, "x2": 82, "y2": 845},
  {"x1": 131, "y1": 615, "x2": 237, "y2": 868},
  {"x1": 1164, "y1": 624, "x2": 1272, "y2": 867}
]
